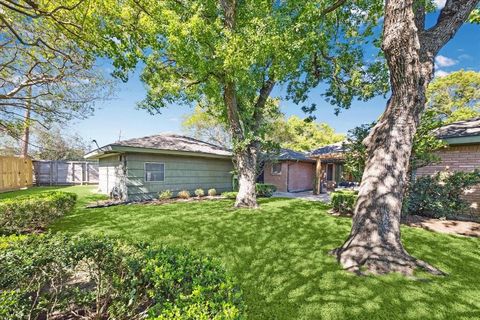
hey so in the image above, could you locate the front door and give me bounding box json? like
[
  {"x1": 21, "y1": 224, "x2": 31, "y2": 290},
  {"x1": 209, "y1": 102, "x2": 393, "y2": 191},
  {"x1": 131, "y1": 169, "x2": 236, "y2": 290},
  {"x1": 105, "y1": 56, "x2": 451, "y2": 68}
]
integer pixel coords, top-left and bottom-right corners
[{"x1": 326, "y1": 163, "x2": 334, "y2": 181}]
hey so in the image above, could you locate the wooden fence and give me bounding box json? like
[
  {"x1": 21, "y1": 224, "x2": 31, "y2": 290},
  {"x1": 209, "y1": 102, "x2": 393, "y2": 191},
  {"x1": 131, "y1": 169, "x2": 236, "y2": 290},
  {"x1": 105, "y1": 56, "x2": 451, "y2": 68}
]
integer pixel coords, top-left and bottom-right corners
[
  {"x1": 33, "y1": 160, "x2": 99, "y2": 185},
  {"x1": 0, "y1": 156, "x2": 33, "y2": 192}
]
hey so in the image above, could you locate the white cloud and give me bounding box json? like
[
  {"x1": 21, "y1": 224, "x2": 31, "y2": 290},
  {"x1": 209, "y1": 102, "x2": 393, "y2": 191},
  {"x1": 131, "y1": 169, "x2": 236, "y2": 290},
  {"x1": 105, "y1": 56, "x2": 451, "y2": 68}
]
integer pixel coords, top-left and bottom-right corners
[
  {"x1": 435, "y1": 55, "x2": 458, "y2": 67},
  {"x1": 458, "y1": 54, "x2": 472, "y2": 60},
  {"x1": 435, "y1": 70, "x2": 450, "y2": 78},
  {"x1": 434, "y1": 0, "x2": 446, "y2": 8}
]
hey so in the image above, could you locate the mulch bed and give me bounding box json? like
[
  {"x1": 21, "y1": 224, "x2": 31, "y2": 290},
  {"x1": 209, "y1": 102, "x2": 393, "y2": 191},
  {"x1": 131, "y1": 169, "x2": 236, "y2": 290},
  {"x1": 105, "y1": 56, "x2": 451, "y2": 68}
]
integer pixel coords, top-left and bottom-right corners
[
  {"x1": 85, "y1": 196, "x2": 227, "y2": 208},
  {"x1": 404, "y1": 215, "x2": 480, "y2": 238}
]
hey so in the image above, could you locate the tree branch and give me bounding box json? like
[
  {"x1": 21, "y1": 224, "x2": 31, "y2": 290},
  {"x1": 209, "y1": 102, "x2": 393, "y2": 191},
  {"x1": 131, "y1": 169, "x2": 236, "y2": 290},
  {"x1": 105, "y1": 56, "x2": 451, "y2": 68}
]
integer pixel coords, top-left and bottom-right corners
[{"x1": 423, "y1": 0, "x2": 479, "y2": 54}]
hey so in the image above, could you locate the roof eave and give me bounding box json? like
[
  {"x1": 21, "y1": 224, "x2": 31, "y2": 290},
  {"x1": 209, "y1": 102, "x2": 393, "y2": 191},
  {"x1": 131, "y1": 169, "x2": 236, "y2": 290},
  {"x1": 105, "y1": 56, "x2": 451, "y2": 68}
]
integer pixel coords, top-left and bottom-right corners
[
  {"x1": 88, "y1": 145, "x2": 232, "y2": 159},
  {"x1": 441, "y1": 135, "x2": 480, "y2": 145}
]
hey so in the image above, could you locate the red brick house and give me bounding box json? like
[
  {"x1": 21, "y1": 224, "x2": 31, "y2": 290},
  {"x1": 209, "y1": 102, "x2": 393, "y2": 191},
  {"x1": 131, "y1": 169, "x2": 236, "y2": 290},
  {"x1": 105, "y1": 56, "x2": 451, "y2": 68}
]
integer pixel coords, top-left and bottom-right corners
[
  {"x1": 415, "y1": 118, "x2": 480, "y2": 215},
  {"x1": 263, "y1": 149, "x2": 316, "y2": 192}
]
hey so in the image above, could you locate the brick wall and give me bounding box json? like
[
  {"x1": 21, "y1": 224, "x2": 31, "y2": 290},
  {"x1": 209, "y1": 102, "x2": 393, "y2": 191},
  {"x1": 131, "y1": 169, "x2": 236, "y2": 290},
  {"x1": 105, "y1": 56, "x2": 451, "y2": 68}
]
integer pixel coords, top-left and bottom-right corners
[
  {"x1": 264, "y1": 162, "x2": 288, "y2": 192},
  {"x1": 416, "y1": 144, "x2": 480, "y2": 215},
  {"x1": 287, "y1": 161, "x2": 315, "y2": 192},
  {"x1": 264, "y1": 161, "x2": 315, "y2": 192}
]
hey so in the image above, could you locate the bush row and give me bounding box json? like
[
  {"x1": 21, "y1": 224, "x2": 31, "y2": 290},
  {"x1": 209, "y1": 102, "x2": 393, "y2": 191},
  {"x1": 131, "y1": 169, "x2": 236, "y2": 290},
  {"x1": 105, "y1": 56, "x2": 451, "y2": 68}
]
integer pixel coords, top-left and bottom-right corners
[
  {"x1": 159, "y1": 188, "x2": 218, "y2": 200},
  {"x1": 222, "y1": 184, "x2": 278, "y2": 200},
  {"x1": 159, "y1": 183, "x2": 277, "y2": 201},
  {"x1": 0, "y1": 191, "x2": 77, "y2": 235},
  {"x1": 0, "y1": 233, "x2": 244, "y2": 320},
  {"x1": 330, "y1": 170, "x2": 480, "y2": 218},
  {"x1": 407, "y1": 170, "x2": 480, "y2": 218}
]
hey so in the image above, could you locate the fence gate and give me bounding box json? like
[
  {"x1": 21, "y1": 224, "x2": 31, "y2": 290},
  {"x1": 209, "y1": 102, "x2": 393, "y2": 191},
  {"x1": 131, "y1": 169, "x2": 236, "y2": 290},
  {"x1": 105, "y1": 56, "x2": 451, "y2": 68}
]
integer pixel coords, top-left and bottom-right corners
[
  {"x1": 0, "y1": 156, "x2": 33, "y2": 192},
  {"x1": 33, "y1": 160, "x2": 99, "y2": 185}
]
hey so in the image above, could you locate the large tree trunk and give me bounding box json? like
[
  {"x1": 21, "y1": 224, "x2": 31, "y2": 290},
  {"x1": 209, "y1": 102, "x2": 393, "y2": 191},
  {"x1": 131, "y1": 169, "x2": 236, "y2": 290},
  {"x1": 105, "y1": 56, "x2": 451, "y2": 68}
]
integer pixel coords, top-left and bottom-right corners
[
  {"x1": 334, "y1": 0, "x2": 478, "y2": 275},
  {"x1": 223, "y1": 80, "x2": 259, "y2": 208},
  {"x1": 234, "y1": 146, "x2": 258, "y2": 208}
]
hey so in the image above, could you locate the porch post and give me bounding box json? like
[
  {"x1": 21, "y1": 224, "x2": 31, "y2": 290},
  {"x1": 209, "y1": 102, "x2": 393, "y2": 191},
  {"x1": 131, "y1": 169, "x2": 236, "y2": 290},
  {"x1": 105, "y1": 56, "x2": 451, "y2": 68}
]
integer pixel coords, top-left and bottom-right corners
[{"x1": 315, "y1": 157, "x2": 322, "y2": 194}]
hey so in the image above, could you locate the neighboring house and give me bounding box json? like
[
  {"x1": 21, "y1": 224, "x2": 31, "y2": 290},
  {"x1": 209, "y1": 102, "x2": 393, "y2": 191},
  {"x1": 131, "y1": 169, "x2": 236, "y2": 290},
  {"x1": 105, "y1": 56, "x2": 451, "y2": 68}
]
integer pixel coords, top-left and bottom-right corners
[
  {"x1": 263, "y1": 149, "x2": 315, "y2": 192},
  {"x1": 85, "y1": 134, "x2": 234, "y2": 201},
  {"x1": 415, "y1": 118, "x2": 480, "y2": 215}
]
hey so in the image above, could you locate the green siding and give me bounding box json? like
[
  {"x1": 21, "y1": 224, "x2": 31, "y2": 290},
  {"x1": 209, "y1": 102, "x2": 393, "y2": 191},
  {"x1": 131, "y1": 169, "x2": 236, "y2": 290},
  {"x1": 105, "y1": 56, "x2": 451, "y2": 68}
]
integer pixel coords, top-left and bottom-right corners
[{"x1": 124, "y1": 153, "x2": 234, "y2": 201}]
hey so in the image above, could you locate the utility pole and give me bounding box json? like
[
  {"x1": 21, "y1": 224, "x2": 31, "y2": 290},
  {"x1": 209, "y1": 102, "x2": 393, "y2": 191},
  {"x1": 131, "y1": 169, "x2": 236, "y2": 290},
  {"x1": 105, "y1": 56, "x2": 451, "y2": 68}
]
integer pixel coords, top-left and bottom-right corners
[{"x1": 21, "y1": 86, "x2": 32, "y2": 158}]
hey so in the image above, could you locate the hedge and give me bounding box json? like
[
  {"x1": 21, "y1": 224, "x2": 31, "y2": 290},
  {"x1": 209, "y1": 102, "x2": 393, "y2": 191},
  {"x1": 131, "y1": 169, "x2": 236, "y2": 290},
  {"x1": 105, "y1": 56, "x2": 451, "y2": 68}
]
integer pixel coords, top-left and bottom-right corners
[
  {"x1": 407, "y1": 170, "x2": 480, "y2": 218},
  {"x1": 0, "y1": 191, "x2": 77, "y2": 235},
  {"x1": 331, "y1": 190, "x2": 358, "y2": 214},
  {"x1": 0, "y1": 233, "x2": 244, "y2": 320},
  {"x1": 255, "y1": 183, "x2": 277, "y2": 197}
]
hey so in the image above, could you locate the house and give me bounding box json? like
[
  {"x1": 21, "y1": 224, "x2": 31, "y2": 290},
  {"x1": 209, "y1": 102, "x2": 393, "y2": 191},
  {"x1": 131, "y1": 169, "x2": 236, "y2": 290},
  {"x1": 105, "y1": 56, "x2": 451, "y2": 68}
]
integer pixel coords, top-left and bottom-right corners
[
  {"x1": 85, "y1": 134, "x2": 234, "y2": 201},
  {"x1": 415, "y1": 118, "x2": 480, "y2": 214},
  {"x1": 263, "y1": 149, "x2": 315, "y2": 192},
  {"x1": 310, "y1": 142, "x2": 356, "y2": 193}
]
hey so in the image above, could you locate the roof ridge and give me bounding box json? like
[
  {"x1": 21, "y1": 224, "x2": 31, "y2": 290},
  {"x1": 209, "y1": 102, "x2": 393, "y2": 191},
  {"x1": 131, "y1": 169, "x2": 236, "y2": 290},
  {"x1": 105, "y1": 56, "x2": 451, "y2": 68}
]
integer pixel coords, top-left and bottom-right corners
[{"x1": 113, "y1": 133, "x2": 229, "y2": 151}]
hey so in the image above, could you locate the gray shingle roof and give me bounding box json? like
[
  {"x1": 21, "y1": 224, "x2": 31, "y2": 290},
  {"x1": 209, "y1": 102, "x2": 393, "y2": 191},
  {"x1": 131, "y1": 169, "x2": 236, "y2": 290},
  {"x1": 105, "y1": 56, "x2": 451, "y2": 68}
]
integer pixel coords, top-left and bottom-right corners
[
  {"x1": 89, "y1": 133, "x2": 232, "y2": 158},
  {"x1": 270, "y1": 148, "x2": 314, "y2": 162},
  {"x1": 310, "y1": 142, "x2": 345, "y2": 156},
  {"x1": 434, "y1": 117, "x2": 480, "y2": 139}
]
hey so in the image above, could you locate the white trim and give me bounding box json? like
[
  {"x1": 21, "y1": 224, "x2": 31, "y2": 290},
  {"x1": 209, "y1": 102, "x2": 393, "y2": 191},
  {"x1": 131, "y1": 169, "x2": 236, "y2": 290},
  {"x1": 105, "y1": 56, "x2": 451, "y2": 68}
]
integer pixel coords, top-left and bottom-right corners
[{"x1": 144, "y1": 162, "x2": 165, "y2": 182}]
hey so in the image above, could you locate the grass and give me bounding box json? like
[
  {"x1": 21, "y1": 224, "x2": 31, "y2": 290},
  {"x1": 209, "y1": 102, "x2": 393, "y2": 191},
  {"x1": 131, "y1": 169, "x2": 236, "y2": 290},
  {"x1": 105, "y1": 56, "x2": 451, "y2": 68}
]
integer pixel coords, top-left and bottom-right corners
[{"x1": 4, "y1": 186, "x2": 480, "y2": 319}]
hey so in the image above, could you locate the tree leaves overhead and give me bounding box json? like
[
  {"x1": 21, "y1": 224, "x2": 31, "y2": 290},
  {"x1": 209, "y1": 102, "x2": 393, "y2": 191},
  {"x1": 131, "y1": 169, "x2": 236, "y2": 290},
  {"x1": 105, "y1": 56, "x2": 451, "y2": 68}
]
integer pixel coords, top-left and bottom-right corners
[
  {"x1": 426, "y1": 70, "x2": 480, "y2": 123},
  {"x1": 84, "y1": 0, "x2": 387, "y2": 121},
  {"x1": 0, "y1": 1, "x2": 114, "y2": 136}
]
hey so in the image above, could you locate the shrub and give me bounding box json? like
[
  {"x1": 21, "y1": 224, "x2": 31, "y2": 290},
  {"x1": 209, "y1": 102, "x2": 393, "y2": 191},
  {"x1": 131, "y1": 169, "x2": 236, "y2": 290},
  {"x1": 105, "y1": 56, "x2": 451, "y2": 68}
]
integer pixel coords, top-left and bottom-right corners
[
  {"x1": 256, "y1": 183, "x2": 277, "y2": 197},
  {"x1": 158, "y1": 189, "x2": 173, "y2": 200},
  {"x1": 177, "y1": 190, "x2": 191, "y2": 199},
  {"x1": 0, "y1": 191, "x2": 77, "y2": 235},
  {"x1": 208, "y1": 188, "x2": 217, "y2": 196},
  {"x1": 222, "y1": 191, "x2": 238, "y2": 199},
  {"x1": 0, "y1": 233, "x2": 244, "y2": 320},
  {"x1": 407, "y1": 169, "x2": 480, "y2": 218},
  {"x1": 194, "y1": 188, "x2": 205, "y2": 197},
  {"x1": 331, "y1": 190, "x2": 358, "y2": 214}
]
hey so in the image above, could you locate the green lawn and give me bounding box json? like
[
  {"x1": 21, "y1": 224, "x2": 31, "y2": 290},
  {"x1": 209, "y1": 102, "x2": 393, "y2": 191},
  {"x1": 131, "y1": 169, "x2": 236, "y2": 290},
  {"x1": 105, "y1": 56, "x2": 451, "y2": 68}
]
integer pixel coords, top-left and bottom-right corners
[{"x1": 4, "y1": 186, "x2": 480, "y2": 319}]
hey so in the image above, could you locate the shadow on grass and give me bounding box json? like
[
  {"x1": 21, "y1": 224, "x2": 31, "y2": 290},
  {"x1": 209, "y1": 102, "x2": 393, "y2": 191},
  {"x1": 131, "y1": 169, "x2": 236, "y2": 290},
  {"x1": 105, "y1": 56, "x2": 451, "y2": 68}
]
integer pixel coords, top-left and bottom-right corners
[{"x1": 51, "y1": 196, "x2": 480, "y2": 320}]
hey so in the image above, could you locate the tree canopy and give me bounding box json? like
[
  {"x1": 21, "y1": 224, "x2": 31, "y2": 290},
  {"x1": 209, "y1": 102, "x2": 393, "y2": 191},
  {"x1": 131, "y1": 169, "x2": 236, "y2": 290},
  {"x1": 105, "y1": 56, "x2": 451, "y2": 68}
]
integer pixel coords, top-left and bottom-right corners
[
  {"x1": 270, "y1": 116, "x2": 344, "y2": 152},
  {"x1": 426, "y1": 70, "x2": 480, "y2": 123},
  {"x1": 81, "y1": 0, "x2": 386, "y2": 207},
  {"x1": 182, "y1": 106, "x2": 344, "y2": 152},
  {"x1": 0, "y1": 1, "x2": 113, "y2": 138}
]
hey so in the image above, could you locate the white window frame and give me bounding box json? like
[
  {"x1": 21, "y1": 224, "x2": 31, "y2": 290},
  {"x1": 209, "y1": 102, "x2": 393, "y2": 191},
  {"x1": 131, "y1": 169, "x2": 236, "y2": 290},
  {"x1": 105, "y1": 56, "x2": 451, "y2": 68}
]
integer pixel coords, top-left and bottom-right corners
[
  {"x1": 271, "y1": 162, "x2": 282, "y2": 175},
  {"x1": 144, "y1": 162, "x2": 165, "y2": 182}
]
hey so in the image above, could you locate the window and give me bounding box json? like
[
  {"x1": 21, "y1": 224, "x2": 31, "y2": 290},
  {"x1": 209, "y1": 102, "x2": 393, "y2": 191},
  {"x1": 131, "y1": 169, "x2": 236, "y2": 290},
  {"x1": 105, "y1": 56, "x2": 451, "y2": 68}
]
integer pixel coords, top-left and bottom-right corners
[
  {"x1": 145, "y1": 162, "x2": 165, "y2": 182},
  {"x1": 271, "y1": 163, "x2": 282, "y2": 175}
]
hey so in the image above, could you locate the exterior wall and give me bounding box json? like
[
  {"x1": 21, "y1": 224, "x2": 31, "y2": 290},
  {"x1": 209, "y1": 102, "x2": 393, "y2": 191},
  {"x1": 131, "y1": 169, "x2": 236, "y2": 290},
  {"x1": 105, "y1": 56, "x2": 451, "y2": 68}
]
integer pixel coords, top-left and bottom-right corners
[
  {"x1": 264, "y1": 161, "x2": 314, "y2": 192},
  {"x1": 287, "y1": 161, "x2": 315, "y2": 192},
  {"x1": 124, "y1": 153, "x2": 233, "y2": 201},
  {"x1": 264, "y1": 162, "x2": 288, "y2": 192},
  {"x1": 416, "y1": 144, "x2": 480, "y2": 215},
  {"x1": 98, "y1": 154, "x2": 126, "y2": 198}
]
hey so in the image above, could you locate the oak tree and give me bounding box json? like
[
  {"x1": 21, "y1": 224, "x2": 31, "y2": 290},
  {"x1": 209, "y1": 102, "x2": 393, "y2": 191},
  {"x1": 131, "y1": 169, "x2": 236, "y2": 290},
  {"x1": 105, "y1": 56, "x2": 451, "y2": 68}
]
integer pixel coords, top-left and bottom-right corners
[{"x1": 334, "y1": 0, "x2": 479, "y2": 275}]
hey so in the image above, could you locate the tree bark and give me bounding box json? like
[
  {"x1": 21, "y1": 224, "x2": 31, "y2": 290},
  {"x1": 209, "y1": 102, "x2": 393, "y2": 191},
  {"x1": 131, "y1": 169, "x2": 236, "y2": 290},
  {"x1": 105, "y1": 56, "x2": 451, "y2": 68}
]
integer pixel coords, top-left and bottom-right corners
[
  {"x1": 334, "y1": 0, "x2": 478, "y2": 275},
  {"x1": 234, "y1": 146, "x2": 259, "y2": 208},
  {"x1": 223, "y1": 80, "x2": 259, "y2": 208}
]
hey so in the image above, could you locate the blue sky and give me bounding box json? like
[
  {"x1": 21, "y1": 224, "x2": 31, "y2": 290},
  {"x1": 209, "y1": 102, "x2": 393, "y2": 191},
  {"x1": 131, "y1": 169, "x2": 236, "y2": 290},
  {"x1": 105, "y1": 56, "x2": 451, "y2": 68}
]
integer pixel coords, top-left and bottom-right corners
[{"x1": 73, "y1": 11, "x2": 480, "y2": 147}]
